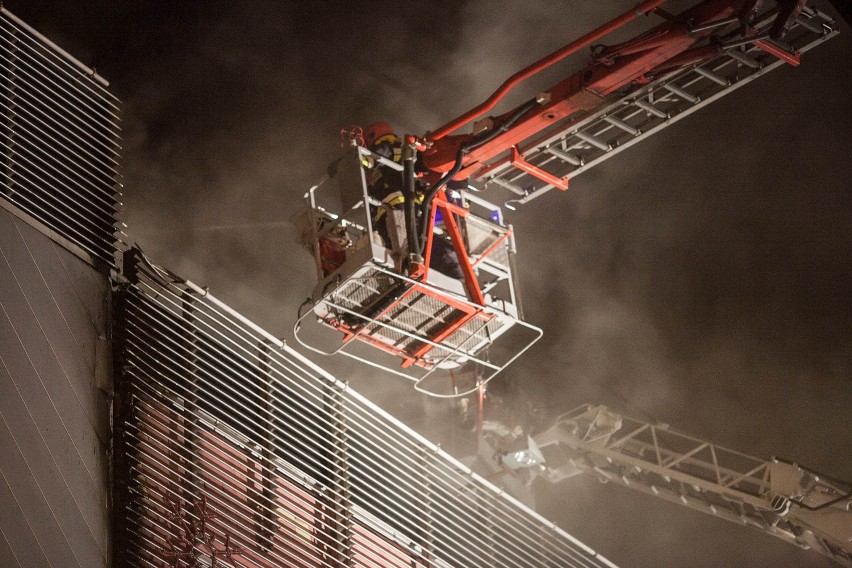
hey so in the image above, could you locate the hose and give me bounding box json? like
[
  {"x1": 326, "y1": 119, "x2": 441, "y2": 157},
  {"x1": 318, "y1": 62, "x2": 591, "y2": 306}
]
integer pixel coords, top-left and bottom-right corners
[
  {"x1": 417, "y1": 97, "x2": 540, "y2": 255},
  {"x1": 402, "y1": 145, "x2": 420, "y2": 264}
]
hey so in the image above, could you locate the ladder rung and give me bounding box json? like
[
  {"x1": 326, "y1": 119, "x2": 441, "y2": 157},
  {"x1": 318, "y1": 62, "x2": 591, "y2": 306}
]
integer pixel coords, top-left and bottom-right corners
[
  {"x1": 795, "y1": 15, "x2": 823, "y2": 34},
  {"x1": 727, "y1": 49, "x2": 761, "y2": 69},
  {"x1": 603, "y1": 115, "x2": 641, "y2": 136},
  {"x1": 546, "y1": 147, "x2": 583, "y2": 166},
  {"x1": 634, "y1": 99, "x2": 668, "y2": 119},
  {"x1": 662, "y1": 83, "x2": 700, "y2": 104},
  {"x1": 575, "y1": 131, "x2": 612, "y2": 151},
  {"x1": 694, "y1": 66, "x2": 730, "y2": 86},
  {"x1": 487, "y1": 176, "x2": 526, "y2": 196},
  {"x1": 689, "y1": 15, "x2": 740, "y2": 34},
  {"x1": 811, "y1": 6, "x2": 835, "y2": 22}
]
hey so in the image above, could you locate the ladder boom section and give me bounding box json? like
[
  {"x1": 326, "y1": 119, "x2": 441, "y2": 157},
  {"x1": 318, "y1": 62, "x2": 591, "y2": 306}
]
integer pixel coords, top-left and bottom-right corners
[
  {"x1": 424, "y1": 2, "x2": 838, "y2": 205},
  {"x1": 530, "y1": 405, "x2": 852, "y2": 566}
]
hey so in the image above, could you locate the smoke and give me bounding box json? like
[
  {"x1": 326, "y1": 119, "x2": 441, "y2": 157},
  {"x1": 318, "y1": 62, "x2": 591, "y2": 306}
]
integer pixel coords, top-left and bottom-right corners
[{"x1": 12, "y1": 1, "x2": 851, "y2": 566}]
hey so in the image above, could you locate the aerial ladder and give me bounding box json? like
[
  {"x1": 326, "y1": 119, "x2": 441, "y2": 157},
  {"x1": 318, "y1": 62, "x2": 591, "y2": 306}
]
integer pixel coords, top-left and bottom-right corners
[
  {"x1": 294, "y1": 0, "x2": 840, "y2": 394},
  {"x1": 478, "y1": 404, "x2": 852, "y2": 566}
]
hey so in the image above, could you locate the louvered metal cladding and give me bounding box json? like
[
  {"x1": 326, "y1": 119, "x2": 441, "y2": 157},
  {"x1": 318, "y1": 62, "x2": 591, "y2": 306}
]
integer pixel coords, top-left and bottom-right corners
[
  {"x1": 0, "y1": 8, "x2": 122, "y2": 271},
  {"x1": 114, "y1": 252, "x2": 617, "y2": 568}
]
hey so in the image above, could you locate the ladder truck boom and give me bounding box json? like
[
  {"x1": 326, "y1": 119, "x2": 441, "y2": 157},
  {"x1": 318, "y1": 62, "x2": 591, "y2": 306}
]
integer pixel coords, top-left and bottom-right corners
[
  {"x1": 490, "y1": 405, "x2": 852, "y2": 566},
  {"x1": 296, "y1": 0, "x2": 839, "y2": 392},
  {"x1": 418, "y1": 0, "x2": 838, "y2": 205}
]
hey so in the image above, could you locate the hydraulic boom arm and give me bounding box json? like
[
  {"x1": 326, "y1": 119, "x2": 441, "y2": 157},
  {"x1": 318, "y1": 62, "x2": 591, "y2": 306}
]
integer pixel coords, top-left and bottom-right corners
[
  {"x1": 496, "y1": 405, "x2": 852, "y2": 566},
  {"x1": 296, "y1": 0, "x2": 838, "y2": 394},
  {"x1": 417, "y1": 0, "x2": 837, "y2": 204}
]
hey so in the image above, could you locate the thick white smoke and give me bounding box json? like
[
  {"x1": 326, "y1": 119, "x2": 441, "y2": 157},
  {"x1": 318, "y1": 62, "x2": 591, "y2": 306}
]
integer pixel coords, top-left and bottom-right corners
[{"x1": 13, "y1": 1, "x2": 851, "y2": 566}]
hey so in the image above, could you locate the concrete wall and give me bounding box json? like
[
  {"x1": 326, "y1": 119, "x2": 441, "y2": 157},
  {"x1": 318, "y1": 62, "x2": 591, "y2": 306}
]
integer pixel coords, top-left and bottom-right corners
[{"x1": 0, "y1": 203, "x2": 111, "y2": 567}]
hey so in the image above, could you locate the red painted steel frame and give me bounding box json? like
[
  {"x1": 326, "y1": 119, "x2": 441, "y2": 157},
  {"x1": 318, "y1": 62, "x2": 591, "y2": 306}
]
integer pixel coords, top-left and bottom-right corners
[
  {"x1": 421, "y1": 189, "x2": 486, "y2": 306},
  {"x1": 337, "y1": 319, "x2": 420, "y2": 368},
  {"x1": 422, "y1": 0, "x2": 751, "y2": 178},
  {"x1": 439, "y1": 195, "x2": 487, "y2": 306},
  {"x1": 328, "y1": 186, "x2": 521, "y2": 368},
  {"x1": 338, "y1": 284, "x2": 421, "y2": 363},
  {"x1": 510, "y1": 146, "x2": 570, "y2": 190},
  {"x1": 427, "y1": 0, "x2": 668, "y2": 140},
  {"x1": 754, "y1": 38, "x2": 801, "y2": 65},
  {"x1": 470, "y1": 227, "x2": 513, "y2": 269},
  {"x1": 407, "y1": 309, "x2": 485, "y2": 363},
  {"x1": 331, "y1": 281, "x2": 491, "y2": 369}
]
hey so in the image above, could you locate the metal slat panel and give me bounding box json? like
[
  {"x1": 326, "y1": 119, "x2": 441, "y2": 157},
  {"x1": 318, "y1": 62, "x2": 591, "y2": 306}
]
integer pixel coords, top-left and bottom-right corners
[
  {"x1": 0, "y1": 234, "x2": 102, "y2": 430},
  {"x1": 0, "y1": 9, "x2": 122, "y2": 272},
  {"x1": 122, "y1": 285, "x2": 540, "y2": 565},
  {"x1": 0, "y1": 429, "x2": 52, "y2": 568},
  {"x1": 0, "y1": 415, "x2": 88, "y2": 567},
  {"x1": 0, "y1": 35, "x2": 121, "y2": 163},
  {"x1": 0, "y1": 296, "x2": 108, "y2": 566},
  {"x1": 0, "y1": 206, "x2": 111, "y2": 568},
  {"x1": 115, "y1": 252, "x2": 616, "y2": 567},
  {"x1": 0, "y1": 522, "x2": 23, "y2": 568}
]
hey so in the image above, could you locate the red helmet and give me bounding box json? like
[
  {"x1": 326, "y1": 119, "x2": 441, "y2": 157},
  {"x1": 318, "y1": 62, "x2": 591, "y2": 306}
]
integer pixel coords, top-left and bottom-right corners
[{"x1": 363, "y1": 121, "x2": 394, "y2": 147}]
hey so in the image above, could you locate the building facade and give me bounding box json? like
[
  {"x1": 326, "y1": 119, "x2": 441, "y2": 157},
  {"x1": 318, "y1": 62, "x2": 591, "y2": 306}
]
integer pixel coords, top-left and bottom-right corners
[
  {"x1": 0, "y1": 8, "x2": 615, "y2": 568},
  {"x1": 0, "y1": 8, "x2": 119, "y2": 567}
]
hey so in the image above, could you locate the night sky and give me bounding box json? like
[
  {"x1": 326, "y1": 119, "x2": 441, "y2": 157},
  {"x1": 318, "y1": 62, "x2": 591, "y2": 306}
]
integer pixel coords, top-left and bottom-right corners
[{"x1": 13, "y1": 1, "x2": 851, "y2": 566}]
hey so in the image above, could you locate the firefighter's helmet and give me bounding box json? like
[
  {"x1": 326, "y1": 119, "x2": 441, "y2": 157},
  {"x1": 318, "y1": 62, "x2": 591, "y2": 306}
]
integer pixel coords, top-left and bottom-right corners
[{"x1": 363, "y1": 121, "x2": 396, "y2": 147}]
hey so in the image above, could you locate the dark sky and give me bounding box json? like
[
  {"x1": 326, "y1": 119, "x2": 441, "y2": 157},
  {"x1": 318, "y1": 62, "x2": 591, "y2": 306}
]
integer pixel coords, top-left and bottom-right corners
[{"x1": 12, "y1": 1, "x2": 851, "y2": 566}]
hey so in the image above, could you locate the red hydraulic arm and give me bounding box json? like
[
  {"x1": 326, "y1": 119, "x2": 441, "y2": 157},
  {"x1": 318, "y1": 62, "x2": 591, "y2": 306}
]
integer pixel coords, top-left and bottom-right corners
[
  {"x1": 397, "y1": 0, "x2": 811, "y2": 313},
  {"x1": 427, "y1": 0, "x2": 668, "y2": 141},
  {"x1": 306, "y1": 0, "x2": 827, "y2": 379},
  {"x1": 420, "y1": 0, "x2": 807, "y2": 181}
]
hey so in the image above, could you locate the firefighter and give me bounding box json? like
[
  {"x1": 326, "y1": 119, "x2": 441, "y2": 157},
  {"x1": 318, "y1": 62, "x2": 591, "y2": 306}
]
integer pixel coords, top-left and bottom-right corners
[
  {"x1": 362, "y1": 122, "x2": 408, "y2": 272},
  {"x1": 362, "y1": 122, "x2": 463, "y2": 280},
  {"x1": 362, "y1": 122, "x2": 404, "y2": 211}
]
